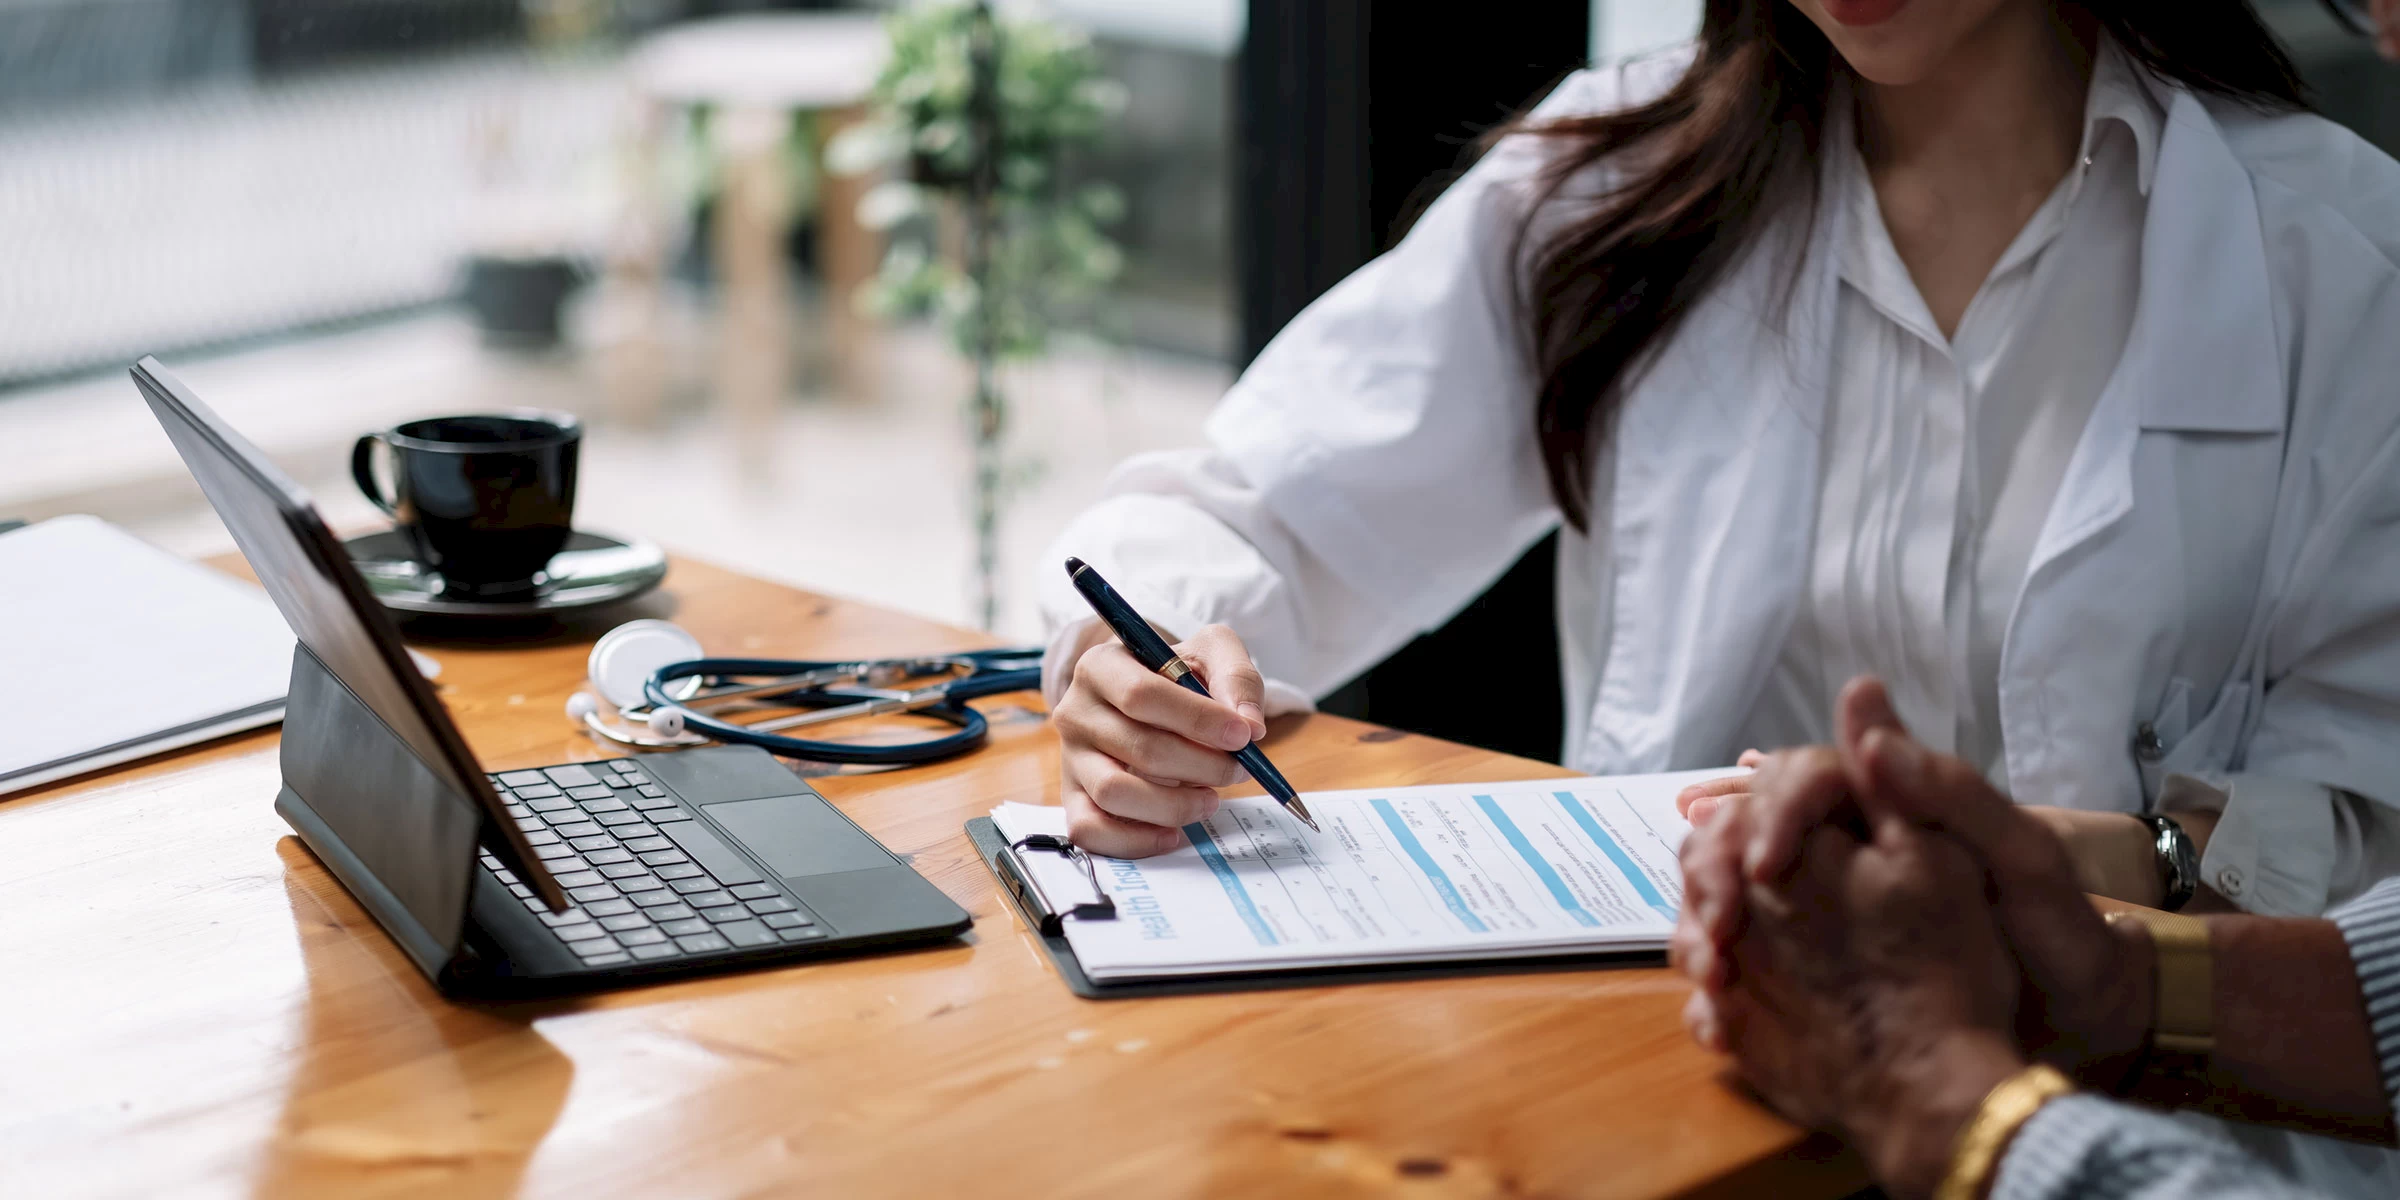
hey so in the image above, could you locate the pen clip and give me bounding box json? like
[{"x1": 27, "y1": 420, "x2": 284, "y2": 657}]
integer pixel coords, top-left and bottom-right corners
[{"x1": 1002, "y1": 834, "x2": 1117, "y2": 935}]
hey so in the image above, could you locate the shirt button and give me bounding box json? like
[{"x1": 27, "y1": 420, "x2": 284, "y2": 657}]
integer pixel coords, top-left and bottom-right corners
[{"x1": 2216, "y1": 866, "x2": 2245, "y2": 897}]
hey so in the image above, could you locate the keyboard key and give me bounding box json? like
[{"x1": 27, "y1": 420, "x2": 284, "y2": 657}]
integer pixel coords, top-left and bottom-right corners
[
  {"x1": 508, "y1": 883, "x2": 535, "y2": 899},
  {"x1": 581, "y1": 797, "x2": 629, "y2": 814},
  {"x1": 623, "y1": 835, "x2": 674, "y2": 853},
  {"x1": 627, "y1": 793, "x2": 679, "y2": 811},
  {"x1": 556, "y1": 923, "x2": 611, "y2": 943},
  {"x1": 629, "y1": 892, "x2": 685, "y2": 910},
  {"x1": 648, "y1": 808, "x2": 692, "y2": 824},
  {"x1": 745, "y1": 897, "x2": 798, "y2": 915},
  {"x1": 585, "y1": 847, "x2": 635, "y2": 865},
  {"x1": 532, "y1": 842, "x2": 577, "y2": 860},
  {"x1": 610, "y1": 760, "x2": 643, "y2": 775},
  {"x1": 637, "y1": 850, "x2": 690, "y2": 868},
  {"x1": 526, "y1": 796, "x2": 577, "y2": 813},
  {"x1": 604, "y1": 775, "x2": 634, "y2": 789},
  {"x1": 777, "y1": 927, "x2": 827, "y2": 942},
  {"x1": 599, "y1": 913, "x2": 654, "y2": 932},
  {"x1": 499, "y1": 770, "x2": 548, "y2": 788},
  {"x1": 655, "y1": 862, "x2": 704, "y2": 881},
  {"x1": 598, "y1": 862, "x2": 650, "y2": 880},
  {"x1": 554, "y1": 870, "x2": 605, "y2": 888},
  {"x1": 718, "y1": 921, "x2": 777, "y2": 948},
  {"x1": 544, "y1": 765, "x2": 601, "y2": 788},
  {"x1": 703, "y1": 906, "x2": 752, "y2": 925},
  {"x1": 595, "y1": 810, "x2": 646, "y2": 827},
  {"x1": 616, "y1": 876, "x2": 667, "y2": 893},
  {"x1": 493, "y1": 868, "x2": 520, "y2": 885},
  {"x1": 579, "y1": 951, "x2": 632, "y2": 967},
  {"x1": 730, "y1": 883, "x2": 780, "y2": 900},
  {"x1": 675, "y1": 933, "x2": 730, "y2": 954},
  {"x1": 628, "y1": 943, "x2": 680, "y2": 961},
  {"x1": 544, "y1": 856, "x2": 591, "y2": 875},
  {"x1": 760, "y1": 911, "x2": 814, "y2": 929},
  {"x1": 659, "y1": 917, "x2": 712, "y2": 937},
  {"x1": 537, "y1": 907, "x2": 592, "y2": 927},
  {"x1": 616, "y1": 927, "x2": 668, "y2": 946},
  {"x1": 636, "y1": 784, "x2": 667, "y2": 798},
  {"x1": 553, "y1": 822, "x2": 605, "y2": 839},
  {"x1": 513, "y1": 783, "x2": 563, "y2": 800},
  {"x1": 568, "y1": 884, "x2": 619, "y2": 902},
  {"x1": 685, "y1": 890, "x2": 738, "y2": 909},
  {"x1": 667, "y1": 877, "x2": 717, "y2": 895},
  {"x1": 566, "y1": 785, "x2": 613, "y2": 802},
  {"x1": 584, "y1": 898, "x2": 636, "y2": 917},
  {"x1": 571, "y1": 935, "x2": 621, "y2": 956},
  {"x1": 504, "y1": 803, "x2": 531, "y2": 820},
  {"x1": 570, "y1": 834, "x2": 618, "y2": 852},
  {"x1": 522, "y1": 897, "x2": 548, "y2": 912},
  {"x1": 514, "y1": 816, "x2": 545, "y2": 833},
  {"x1": 525, "y1": 829, "x2": 562, "y2": 846}
]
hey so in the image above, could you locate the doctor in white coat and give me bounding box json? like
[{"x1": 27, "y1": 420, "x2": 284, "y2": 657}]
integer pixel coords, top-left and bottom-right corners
[{"x1": 1035, "y1": 0, "x2": 2400, "y2": 927}]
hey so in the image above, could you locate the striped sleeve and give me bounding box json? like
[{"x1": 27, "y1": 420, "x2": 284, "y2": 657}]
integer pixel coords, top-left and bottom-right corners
[
  {"x1": 1991, "y1": 1095, "x2": 2311, "y2": 1200},
  {"x1": 2328, "y1": 875, "x2": 2400, "y2": 1117}
]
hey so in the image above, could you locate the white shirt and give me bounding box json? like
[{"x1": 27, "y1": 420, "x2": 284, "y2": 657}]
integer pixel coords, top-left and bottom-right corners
[{"x1": 1744, "y1": 44, "x2": 2161, "y2": 789}]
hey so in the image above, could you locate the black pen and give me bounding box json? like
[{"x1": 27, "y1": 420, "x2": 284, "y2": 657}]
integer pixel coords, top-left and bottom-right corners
[{"x1": 1064, "y1": 558, "x2": 1318, "y2": 832}]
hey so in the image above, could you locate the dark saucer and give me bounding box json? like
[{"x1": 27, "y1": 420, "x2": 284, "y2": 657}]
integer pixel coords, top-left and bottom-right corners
[{"x1": 346, "y1": 529, "x2": 668, "y2": 617}]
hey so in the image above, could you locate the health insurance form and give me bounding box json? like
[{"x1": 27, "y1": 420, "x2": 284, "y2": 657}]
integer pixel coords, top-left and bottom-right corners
[{"x1": 989, "y1": 770, "x2": 1723, "y2": 982}]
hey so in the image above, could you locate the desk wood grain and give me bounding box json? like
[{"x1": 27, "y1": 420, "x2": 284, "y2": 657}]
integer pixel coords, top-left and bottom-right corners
[{"x1": 0, "y1": 556, "x2": 1861, "y2": 1199}]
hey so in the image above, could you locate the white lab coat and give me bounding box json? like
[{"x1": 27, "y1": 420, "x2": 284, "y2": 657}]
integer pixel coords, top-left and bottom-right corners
[{"x1": 1036, "y1": 50, "x2": 2400, "y2": 921}]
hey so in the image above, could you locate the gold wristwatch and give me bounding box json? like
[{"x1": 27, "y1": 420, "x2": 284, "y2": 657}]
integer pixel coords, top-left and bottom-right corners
[{"x1": 2104, "y1": 908, "x2": 2215, "y2": 1101}]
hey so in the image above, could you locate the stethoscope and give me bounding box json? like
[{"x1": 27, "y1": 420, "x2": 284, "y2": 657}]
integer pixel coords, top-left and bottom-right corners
[{"x1": 566, "y1": 619, "x2": 1045, "y2": 766}]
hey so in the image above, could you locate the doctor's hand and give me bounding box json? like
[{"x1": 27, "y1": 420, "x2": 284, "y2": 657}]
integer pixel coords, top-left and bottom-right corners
[
  {"x1": 1053, "y1": 622, "x2": 1269, "y2": 858},
  {"x1": 1675, "y1": 749, "x2": 1768, "y2": 825}
]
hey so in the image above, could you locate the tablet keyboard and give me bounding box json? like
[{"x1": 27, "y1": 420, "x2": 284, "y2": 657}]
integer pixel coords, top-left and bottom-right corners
[{"x1": 479, "y1": 758, "x2": 827, "y2": 968}]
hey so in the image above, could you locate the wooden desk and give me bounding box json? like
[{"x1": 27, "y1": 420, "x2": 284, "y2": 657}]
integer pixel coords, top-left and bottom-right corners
[{"x1": 0, "y1": 557, "x2": 1860, "y2": 1198}]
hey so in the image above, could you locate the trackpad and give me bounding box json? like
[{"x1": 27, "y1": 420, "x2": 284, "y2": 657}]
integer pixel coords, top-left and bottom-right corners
[{"x1": 703, "y1": 795, "x2": 894, "y2": 879}]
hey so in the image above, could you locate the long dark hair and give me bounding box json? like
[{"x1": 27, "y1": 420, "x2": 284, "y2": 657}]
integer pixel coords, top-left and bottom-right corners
[{"x1": 1517, "y1": 0, "x2": 2307, "y2": 532}]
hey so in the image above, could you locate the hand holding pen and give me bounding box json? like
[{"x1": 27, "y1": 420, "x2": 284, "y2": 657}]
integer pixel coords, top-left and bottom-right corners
[{"x1": 1052, "y1": 559, "x2": 1315, "y2": 858}]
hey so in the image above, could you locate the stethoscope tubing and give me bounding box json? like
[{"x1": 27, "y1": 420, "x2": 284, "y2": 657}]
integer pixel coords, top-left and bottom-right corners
[{"x1": 628, "y1": 652, "x2": 1044, "y2": 765}]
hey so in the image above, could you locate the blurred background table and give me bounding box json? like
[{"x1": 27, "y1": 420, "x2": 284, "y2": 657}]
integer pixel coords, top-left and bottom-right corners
[
  {"x1": 0, "y1": 553, "x2": 1860, "y2": 1198},
  {"x1": 622, "y1": 12, "x2": 891, "y2": 460}
]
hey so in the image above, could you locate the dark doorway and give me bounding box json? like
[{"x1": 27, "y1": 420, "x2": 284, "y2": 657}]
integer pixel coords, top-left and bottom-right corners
[{"x1": 1237, "y1": 2, "x2": 1588, "y2": 762}]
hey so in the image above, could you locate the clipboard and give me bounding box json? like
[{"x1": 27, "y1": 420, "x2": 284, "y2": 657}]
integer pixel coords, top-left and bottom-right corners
[{"x1": 966, "y1": 817, "x2": 1664, "y2": 1000}]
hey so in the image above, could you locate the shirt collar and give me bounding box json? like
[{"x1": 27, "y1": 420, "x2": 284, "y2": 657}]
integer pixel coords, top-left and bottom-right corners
[{"x1": 2078, "y1": 35, "x2": 2164, "y2": 198}]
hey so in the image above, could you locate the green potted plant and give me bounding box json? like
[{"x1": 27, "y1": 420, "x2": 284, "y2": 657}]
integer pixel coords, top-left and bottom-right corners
[{"x1": 831, "y1": 0, "x2": 1126, "y2": 630}]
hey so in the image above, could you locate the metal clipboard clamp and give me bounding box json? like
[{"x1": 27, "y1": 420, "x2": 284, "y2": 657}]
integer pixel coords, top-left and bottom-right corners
[{"x1": 991, "y1": 833, "x2": 1117, "y2": 936}]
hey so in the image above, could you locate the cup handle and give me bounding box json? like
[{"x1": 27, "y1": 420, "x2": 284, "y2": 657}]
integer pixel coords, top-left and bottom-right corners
[{"x1": 351, "y1": 434, "x2": 397, "y2": 517}]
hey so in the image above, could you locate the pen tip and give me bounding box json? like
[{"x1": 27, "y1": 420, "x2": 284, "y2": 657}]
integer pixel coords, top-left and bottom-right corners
[
  {"x1": 1288, "y1": 796, "x2": 1319, "y2": 832},
  {"x1": 1064, "y1": 557, "x2": 1086, "y2": 576}
]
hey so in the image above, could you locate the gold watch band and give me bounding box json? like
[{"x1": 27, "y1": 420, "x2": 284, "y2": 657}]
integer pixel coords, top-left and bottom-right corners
[
  {"x1": 1934, "y1": 1062, "x2": 2077, "y2": 1200},
  {"x1": 2106, "y1": 909, "x2": 2216, "y2": 1057}
]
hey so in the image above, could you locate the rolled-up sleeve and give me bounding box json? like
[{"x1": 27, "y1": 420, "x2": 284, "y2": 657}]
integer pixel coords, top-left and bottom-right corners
[
  {"x1": 2165, "y1": 773, "x2": 2400, "y2": 917},
  {"x1": 1034, "y1": 67, "x2": 1663, "y2": 704}
]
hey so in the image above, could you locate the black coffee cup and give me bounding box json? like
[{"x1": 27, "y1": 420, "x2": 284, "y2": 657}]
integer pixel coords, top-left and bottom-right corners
[{"x1": 351, "y1": 412, "x2": 581, "y2": 597}]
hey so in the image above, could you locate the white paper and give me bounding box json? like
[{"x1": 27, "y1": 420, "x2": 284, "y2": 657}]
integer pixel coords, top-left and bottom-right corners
[
  {"x1": 992, "y1": 769, "x2": 1723, "y2": 981},
  {"x1": 0, "y1": 516, "x2": 292, "y2": 793}
]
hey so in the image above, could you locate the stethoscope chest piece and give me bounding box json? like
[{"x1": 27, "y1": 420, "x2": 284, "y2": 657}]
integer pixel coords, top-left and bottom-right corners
[{"x1": 587, "y1": 619, "x2": 705, "y2": 709}]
